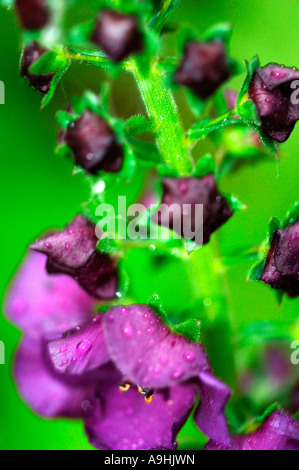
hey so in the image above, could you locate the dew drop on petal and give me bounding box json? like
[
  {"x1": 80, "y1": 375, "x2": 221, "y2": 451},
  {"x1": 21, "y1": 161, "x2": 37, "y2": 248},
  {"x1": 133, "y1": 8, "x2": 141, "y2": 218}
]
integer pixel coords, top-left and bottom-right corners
[{"x1": 76, "y1": 339, "x2": 92, "y2": 356}]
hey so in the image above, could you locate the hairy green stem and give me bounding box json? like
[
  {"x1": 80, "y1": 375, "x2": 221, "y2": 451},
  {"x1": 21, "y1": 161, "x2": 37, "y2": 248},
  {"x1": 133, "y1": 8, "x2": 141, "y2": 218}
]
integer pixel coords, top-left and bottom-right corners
[{"x1": 130, "y1": 58, "x2": 193, "y2": 175}]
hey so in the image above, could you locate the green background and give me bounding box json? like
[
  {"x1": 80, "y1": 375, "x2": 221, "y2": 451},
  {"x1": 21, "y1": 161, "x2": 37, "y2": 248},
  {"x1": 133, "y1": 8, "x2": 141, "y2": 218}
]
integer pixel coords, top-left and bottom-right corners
[{"x1": 0, "y1": 0, "x2": 298, "y2": 449}]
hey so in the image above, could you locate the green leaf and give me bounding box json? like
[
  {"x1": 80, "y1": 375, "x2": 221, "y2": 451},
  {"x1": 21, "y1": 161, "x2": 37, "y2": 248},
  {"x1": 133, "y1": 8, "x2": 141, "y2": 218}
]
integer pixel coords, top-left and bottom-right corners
[
  {"x1": 173, "y1": 318, "x2": 201, "y2": 343},
  {"x1": 151, "y1": 0, "x2": 181, "y2": 34},
  {"x1": 237, "y1": 55, "x2": 260, "y2": 106},
  {"x1": 201, "y1": 22, "x2": 233, "y2": 46},
  {"x1": 30, "y1": 48, "x2": 66, "y2": 74},
  {"x1": 56, "y1": 110, "x2": 77, "y2": 129},
  {"x1": 193, "y1": 154, "x2": 215, "y2": 178},
  {"x1": 248, "y1": 259, "x2": 266, "y2": 281},
  {"x1": 40, "y1": 60, "x2": 70, "y2": 109},
  {"x1": 124, "y1": 115, "x2": 154, "y2": 137},
  {"x1": 148, "y1": 293, "x2": 168, "y2": 323},
  {"x1": 283, "y1": 201, "x2": 299, "y2": 228}
]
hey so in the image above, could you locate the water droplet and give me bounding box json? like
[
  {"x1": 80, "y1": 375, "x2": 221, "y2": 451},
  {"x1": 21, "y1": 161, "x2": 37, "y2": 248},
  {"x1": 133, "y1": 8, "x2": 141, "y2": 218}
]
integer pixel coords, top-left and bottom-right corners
[
  {"x1": 77, "y1": 339, "x2": 92, "y2": 356},
  {"x1": 59, "y1": 345, "x2": 68, "y2": 354},
  {"x1": 160, "y1": 354, "x2": 169, "y2": 365},
  {"x1": 65, "y1": 242, "x2": 71, "y2": 251},
  {"x1": 184, "y1": 352, "x2": 195, "y2": 362},
  {"x1": 122, "y1": 324, "x2": 133, "y2": 338},
  {"x1": 171, "y1": 369, "x2": 183, "y2": 380},
  {"x1": 121, "y1": 307, "x2": 128, "y2": 316}
]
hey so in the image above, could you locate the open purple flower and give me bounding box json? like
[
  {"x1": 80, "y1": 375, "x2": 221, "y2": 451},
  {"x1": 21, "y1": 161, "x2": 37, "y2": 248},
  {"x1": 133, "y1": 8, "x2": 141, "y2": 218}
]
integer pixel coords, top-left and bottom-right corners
[
  {"x1": 91, "y1": 10, "x2": 143, "y2": 62},
  {"x1": 249, "y1": 64, "x2": 299, "y2": 143},
  {"x1": 5, "y1": 252, "x2": 96, "y2": 416},
  {"x1": 175, "y1": 41, "x2": 231, "y2": 100},
  {"x1": 30, "y1": 214, "x2": 119, "y2": 299},
  {"x1": 152, "y1": 175, "x2": 233, "y2": 245},
  {"x1": 20, "y1": 41, "x2": 54, "y2": 94},
  {"x1": 260, "y1": 220, "x2": 299, "y2": 298},
  {"x1": 45, "y1": 304, "x2": 231, "y2": 450},
  {"x1": 205, "y1": 411, "x2": 299, "y2": 450},
  {"x1": 64, "y1": 110, "x2": 123, "y2": 174},
  {"x1": 16, "y1": 0, "x2": 50, "y2": 30}
]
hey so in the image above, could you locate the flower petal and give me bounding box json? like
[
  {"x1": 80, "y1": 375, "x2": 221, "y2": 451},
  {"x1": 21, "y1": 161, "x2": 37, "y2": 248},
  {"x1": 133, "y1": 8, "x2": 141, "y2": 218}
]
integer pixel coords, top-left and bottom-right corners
[
  {"x1": 103, "y1": 304, "x2": 209, "y2": 389},
  {"x1": 5, "y1": 252, "x2": 94, "y2": 338},
  {"x1": 46, "y1": 314, "x2": 110, "y2": 383},
  {"x1": 194, "y1": 370, "x2": 231, "y2": 446},
  {"x1": 85, "y1": 372, "x2": 197, "y2": 450},
  {"x1": 15, "y1": 337, "x2": 94, "y2": 417}
]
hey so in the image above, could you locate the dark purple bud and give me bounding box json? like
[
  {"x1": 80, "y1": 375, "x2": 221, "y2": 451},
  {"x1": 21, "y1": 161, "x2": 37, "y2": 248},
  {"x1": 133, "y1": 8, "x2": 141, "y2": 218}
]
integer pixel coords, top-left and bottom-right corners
[
  {"x1": 64, "y1": 110, "x2": 123, "y2": 174},
  {"x1": 152, "y1": 175, "x2": 233, "y2": 245},
  {"x1": 20, "y1": 41, "x2": 54, "y2": 94},
  {"x1": 15, "y1": 0, "x2": 50, "y2": 30},
  {"x1": 175, "y1": 41, "x2": 231, "y2": 100},
  {"x1": 30, "y1": 215, "x2": 118, "y2": 300},
  {"x1": 91, "y1": 9, "x2": 143, "y2": 62},
  {"x1": 249, "y1": 64, "x2": 299, "y2": 143},
  {"x1": 261, "y1": 220, "x2": 299, "y2": 298}
]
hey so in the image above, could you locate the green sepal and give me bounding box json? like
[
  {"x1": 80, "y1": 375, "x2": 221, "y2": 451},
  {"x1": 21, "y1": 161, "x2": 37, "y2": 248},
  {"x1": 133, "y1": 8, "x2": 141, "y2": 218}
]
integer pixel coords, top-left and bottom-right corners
[
  {"x1": 40, "y1": 60, "x2": 70, "y2": 109},
  {"x1": 266, "y1": 216, "x2": 282, "y2": 244},
  {"x1": 97, "y1": 237, "x2": 119, "y2": 256},
  {"x1": 193, "y1": 154, "x2": 215, "y2": 178},
  {"x1": 185, "y1": 89, "x2": 207, "y2": 119},
  {"x1": 222, "y1": 245, "x2": 259, "y2": 266},
  {"x1": 55, "y1": 143, "x2": 73, "y2": 159},
  {"x1": 201, "y1": 22, "x2": 233, "y2": 46},
  {"x1": 238, "y1": 100, "x2": 260, "y2": 127},
  {"x1": 224, "y1": 193, "x2": 246, "y2": 212},
  {"x1": 116, "y1": 259, "x2": 129, "y2": 300},
  {"x1": 128, "y1": 138, "x2": 161, "y2": 167},
  {"x1": 237, "y1": 55, "x2": 260, "y2": 106},
  {"x1": 173, "y1": 318, "x2": 201, "y2": 343},
  {"x1": 275, "y1": 289, "x2": 284, "y2": 306},
  {"x1": 228, "y1": 57, "x2": 243, "y2": 77},
  {"x1": 237, "y1": 403, "x2": 281, "y2": 434},
  {"x1": 124, "y1": 115, "x2": 154, "y2": 137},
  {"x1": 158, "y1": 165, "x2": 180, "y2": 178},
  {"x1": 56, "y1": 110, "x2": 78, "y2": 129},
  {"x1": 188, "y1": 117, "x2": 238, "y2": 141},
  {"x1": 184, "y1": 239, "x2": 198, "y2": 255},
  {"x1": 30, "y1": 47, "x2": 67, "y2": 74},
  {"x1": 248, "y1": 259, "x2": 266, "y2": 281},
  {"x1": 283, "y1": 201, "x2": 299, "y2": 228},
  {"x1": 0, "y1": 0, "x2": 13, "y2": 7},
  {"x1": 150, "y1": 0, "x2": 181, "y2": 34},
  {"x1": 148, "y1": 293, "x2": 168, "y2": 323}
]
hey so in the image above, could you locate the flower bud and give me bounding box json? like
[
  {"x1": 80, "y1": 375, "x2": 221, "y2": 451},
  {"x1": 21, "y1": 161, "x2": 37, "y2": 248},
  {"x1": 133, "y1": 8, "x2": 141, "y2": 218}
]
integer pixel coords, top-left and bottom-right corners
[
  {"x1": 15, "y1": 0, "x2": 50, "y2": 30},
  {"x1": 64, "y1": 110, "x2": 123, "y2": 174},
  {"x1": 261, "y1": 220, "x2": 299, "y2": 298},
  {"x1": 152, "y1": 174, "x2": 233, "y2": 245},
  {"x1": 30, "y1": 215, "x2": 118, "y2": 300},
  {"x1": 20, "y1": 41, "x2": 54, "y2": 94},
  {"x1": 91, "y1": 9, "x2": 143, "y2": 62},
  {"x1": 249, "y1": 64, "x2": 299, "y2": 142},
  {"x1": 175, "y1": 41, "x2": 231, "y2": 100}
]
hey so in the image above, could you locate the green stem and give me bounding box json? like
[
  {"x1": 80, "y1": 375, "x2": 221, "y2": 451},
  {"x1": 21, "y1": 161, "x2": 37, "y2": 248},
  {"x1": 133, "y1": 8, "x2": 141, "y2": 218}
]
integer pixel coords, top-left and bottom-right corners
[{"x1": 130, "y1": 58, "x2": 193, "y2": 175}]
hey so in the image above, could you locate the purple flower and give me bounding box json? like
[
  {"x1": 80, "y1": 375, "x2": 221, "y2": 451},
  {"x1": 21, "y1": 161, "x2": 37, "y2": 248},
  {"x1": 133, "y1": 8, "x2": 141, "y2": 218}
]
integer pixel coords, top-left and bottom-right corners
[
  {"x1": 44, "y1": 304, "x2": 231, "y2": 450},
  {"x1": 20, "y1": 41, "x2": 54, "y2": 94},
  {"x1": 30, "y1": 214, "x2": 119, "y2": 300},
  {"x1": 91, "y1": 10, "x2": 143, "y2": 62},
  {"x1": 175, "y1": 41, "x2": 231, "y2": 100},
  {"x1": 5, "y1": 252, "x2": 96, "y2": 416},
  {"x1": 249, "y1": 64, "x2": 299, "y2": 143},
  {"x1": 64, "y1": 110, "x2": 123, "y2": 174},
  {"x1": 15, "y1": 0, "x2": 50, "y2": 30},
  {"x1": 260, "y1": 220, "x2": 299, "y2": 298},
  {"x1": 152, "y1": 175, "x2": 233, "y2": 245},
  {"x1": 205, "y1": 411, "x2": 299, "y2": 450}
]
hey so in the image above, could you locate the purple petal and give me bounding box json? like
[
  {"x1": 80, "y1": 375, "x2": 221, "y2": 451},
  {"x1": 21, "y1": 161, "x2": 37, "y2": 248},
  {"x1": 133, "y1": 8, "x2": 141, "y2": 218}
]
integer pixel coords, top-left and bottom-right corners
[
  {"x1": 230, "y1": 411, "x2": 299, "y2": 450},
  {"x1": 15, "y1": 337, "x2": 94, "y2": 417},
  {"x1": 257, "y1": 64, "x2": 299, "y2": 90},
  {"x1": 20, "y1": 41, "x2": 54, "y2": 94},
  {"x1": 46, "y1": 314, "x2": 110, "y2": 382},
  {"x1": 16, "y1": 0, "x2": 50, "y2": 30},
  {"x1": 103, "y1": 304, "x2": 209, "y2": 389},
  {"x1": 85, "y1": 372, "x2": 197, "y2": 450},
  {"x1": 5, "y1": 252, "x2": 94, "y2": 338},
  {"x1": 194, "y1": 371, "x2": 231, "y2": 446}
]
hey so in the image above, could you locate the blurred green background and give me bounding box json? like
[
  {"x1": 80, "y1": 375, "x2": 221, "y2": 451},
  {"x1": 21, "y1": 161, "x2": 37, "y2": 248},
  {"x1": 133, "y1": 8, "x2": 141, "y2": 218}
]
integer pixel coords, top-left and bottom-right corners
[{"x1": 0, "y1": 0, "x2": 298, "y2": 450}]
